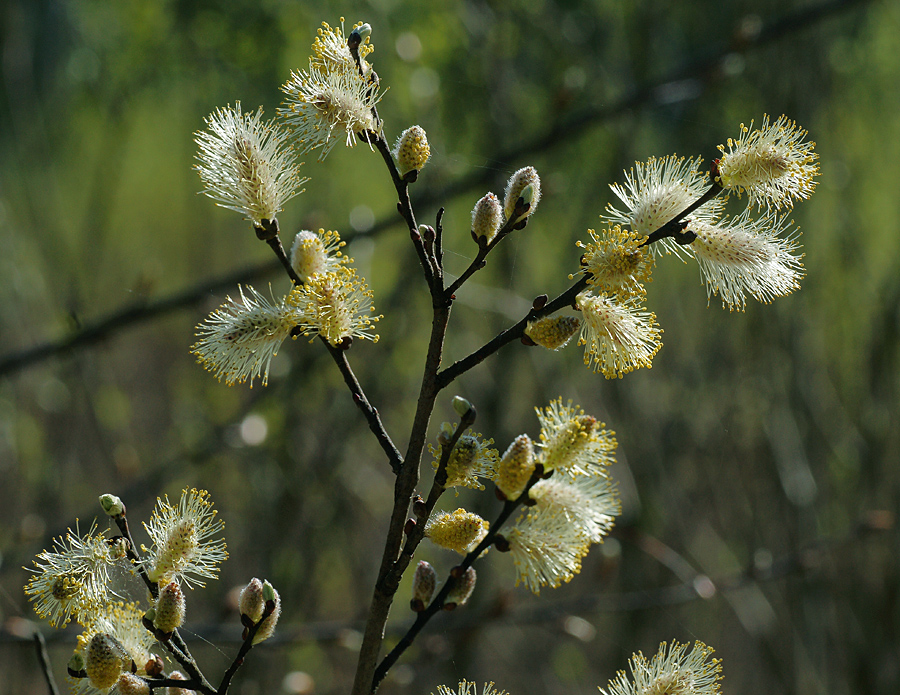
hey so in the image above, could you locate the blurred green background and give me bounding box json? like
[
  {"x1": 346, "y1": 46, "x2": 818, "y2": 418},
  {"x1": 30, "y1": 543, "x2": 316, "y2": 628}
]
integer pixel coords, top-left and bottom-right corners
[{"x1": 1, "y1": 0, "x2": 898, "y2": 693}]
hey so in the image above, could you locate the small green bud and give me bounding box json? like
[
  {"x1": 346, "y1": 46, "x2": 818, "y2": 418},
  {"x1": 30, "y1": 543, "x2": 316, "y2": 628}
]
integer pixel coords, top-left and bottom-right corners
[
  {"x1": 452, "y1": 396, "x2": 473, "y2": 418},
  {"x1": 354, "y1": 23, "x2": 372, "y2": 42},
  {"x1": 99, "y1": 494, "x2": 125, "y2": 517},
  {"x1": 262, "y1": 580, "x2": 277, "y2": 603},
  {"x1": 67, "y1": 650, "x2": 85, "y2": 675},
  {"x1": 437, "y1": 422, "x2": 454, "y2": 447}
]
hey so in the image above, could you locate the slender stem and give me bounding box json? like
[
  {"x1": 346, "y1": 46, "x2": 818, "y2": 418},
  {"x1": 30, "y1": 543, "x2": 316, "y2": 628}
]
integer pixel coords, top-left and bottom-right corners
[
  {"x1": 217, "y1": 601, "x2": 277, "y2": 694},
  {"x1": 112, "y1": 513, "x2": 158, "y2": 599},
  {"x1": 437, "y1": 276, "x2": 589, "y2": 389},
  {"x1": 371, "y1": 135, "x2": 437, "y2": 291},
  {"x1": 323, "y1": 340, "x2": 404, "y2": 473},
  {"x1": 398, "y1": 407, "x2": 478, "y2": 572},
  {"x1": 640, "y1": 181, "x2": 723, "y2": 247},
  {"x1": 351, "y1": 299, "x2": 452, "y2": 695},
  {"x1": 258, "y1": 219, "x2": 301, "y2": 285},
  {"x1": 445, "y1": 201, "x2": 529, "y2": 300},
  {"x1": 33, "y1": 631, "x2": 60, "y2": 695}
]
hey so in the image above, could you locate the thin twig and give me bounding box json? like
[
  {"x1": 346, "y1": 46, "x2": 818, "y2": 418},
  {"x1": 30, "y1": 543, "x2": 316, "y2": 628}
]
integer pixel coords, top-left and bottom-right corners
[
  {"x1": 372, "y1": 467, "x2": 545, "y2": 691},
  {"x1": 217, "y1": 600, "x2": 277, "y2": 694},
  {"x1": 323, "y1": 340, "x2": 404, "y2": 473},
  {"x1": 112, "y1": 512, "x2": 159, "y2": 599},
  {"x1": 33, "y1": 631, "x2": 60, "y2": 695}
]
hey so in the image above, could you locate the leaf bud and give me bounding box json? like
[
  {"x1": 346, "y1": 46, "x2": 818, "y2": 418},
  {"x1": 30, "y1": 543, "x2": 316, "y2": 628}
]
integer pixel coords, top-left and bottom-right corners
[
  {"x1": 99, "y1": 493, "x2": 125, "y2": 517},
  {"x1": 437, "y1": 422, "x2": 454, "y2": 447},
  {"x1": 452, "y1": 396, "x2": 473, "y2": 418},
  {"x1": 67, "y1": 650, "x2": 86, "y2": 676}
]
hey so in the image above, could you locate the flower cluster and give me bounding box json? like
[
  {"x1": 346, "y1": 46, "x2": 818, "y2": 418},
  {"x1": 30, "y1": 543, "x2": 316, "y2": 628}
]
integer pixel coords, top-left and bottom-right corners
[
  {"x1": 25, "y1": 490, "x2": 243, "y2": 694},
  {"x1": 192, "y1": 20, "x2": 387, "y2": 388},
  {"x1": 601, "y1": 641, "x2": 723, "y2": 695},
  {"x1": 435, "y1": 641, "x2": 722, "y2": 695},
  {"x1": 280, "y1": 19, "x2": 383, "y2": 161},
  {"x1": 422, "y1": 399, "x2": 620, "y2": 595}
]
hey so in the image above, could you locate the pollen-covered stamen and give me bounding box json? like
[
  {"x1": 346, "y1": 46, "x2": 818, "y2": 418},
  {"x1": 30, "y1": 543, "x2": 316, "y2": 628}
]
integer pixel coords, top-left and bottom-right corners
[
  {"x1": 577, "y1": 225, "x2": 654, "y2": 298},
  {"x1": 690, "y1": 208, "x2": 804, "y2": 310},
  {"x1": 575, "y1": 291, "x2": 662, "y2": 379},
  {"x1": 289, "y1": 267, "x2": 381, "y2": 345},
  {"x1": 716, "y1": 114, "x2": 819, "y2": 210},
  {"x1": 602, "y1": 155, "x2": 724, "y2": 259}
]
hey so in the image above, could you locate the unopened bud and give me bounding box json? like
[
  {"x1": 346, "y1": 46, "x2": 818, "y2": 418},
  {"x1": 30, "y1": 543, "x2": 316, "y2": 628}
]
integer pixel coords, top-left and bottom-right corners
[
  {"x1": 353, "y1": 23, "x2": 372, "y2": 42},
  {"x1": 254, "y1": 581, "x2": 281, "y2": 644},
  {"x1": 239, "y1": 578, "x2": 265, "y2": 623},
  {"x1": 503, "y1": 166, "x2": 541, "y2": 222},
  {"x1": 393, "y1": 126, "x2": 430, "y2": 179},
  {"x1": 437, "y1": 422, "x2": 454, "y2": 447},
  {"x1": 154, "y1": 581, "x2": 186, "y2": 634},
  {"x1": 86, "y1": 633, "x2": 128, "y2": 690},
  {"x1": 496, "y1": 434, "x2": 535, "y2": 499},
  {"x1": 411, "y1": 561, "x2": 437, "y2": 609},
  {"x1": 117, "y1": 673, "x2": 150, "y2": 695},
  {"x1": 452, "y1": 396, "x2": 473, "y2": 418},
  {"x1": 67, "y1": 651, "x2": 86, "y2": 676},
  {"x1": 471, "y1": 192, "x2": 502, "y2": 243},
  {"x1": 445, "y1": 567, "x2": 476, "y2": 608},
  {"x1": 99, "y1": 493, "x2": 125, "y2": 517},
  {"x1": 145, "y1": 655, "x2": 165, "y2": 678},
  {"x1": 524, "y1": 316, "x2": 581, "y2": 351},
  {"x1": 424, "y1": 508, "x2": 489, "y2": 555}
]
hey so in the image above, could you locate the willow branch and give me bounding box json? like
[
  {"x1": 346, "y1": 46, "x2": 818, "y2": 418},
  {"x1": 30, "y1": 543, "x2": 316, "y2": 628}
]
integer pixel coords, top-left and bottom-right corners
[
  {"x1": 398, "y1": 405, "x2": 478, "y2": 572},
  {"x1": 111, "y1": 511, "x2": 159, "y2": 599},
  {"x1": 323, "y1": 340, "x2": 403, "y2": 473},
  {"x1": 370, "y1": 134, "x2": 438, "y2": 292},
  {"x1": 351, "y1": 287, "x2": 454, "y2": 695},
  {"x1": 437, "y1": 276, "x2": 589, "y2": 389},
  {"x1": 445, "y1": 202, "x2": 530, "y2": 300},
  {"x1": 372, "y1": 467, "x2": 545, "y2": 691}
]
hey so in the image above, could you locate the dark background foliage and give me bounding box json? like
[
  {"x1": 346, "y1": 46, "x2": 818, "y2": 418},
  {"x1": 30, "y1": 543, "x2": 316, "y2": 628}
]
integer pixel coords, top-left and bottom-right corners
[{"x1": 1, "y1": 0, "x2": 897, "y2": 694}]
